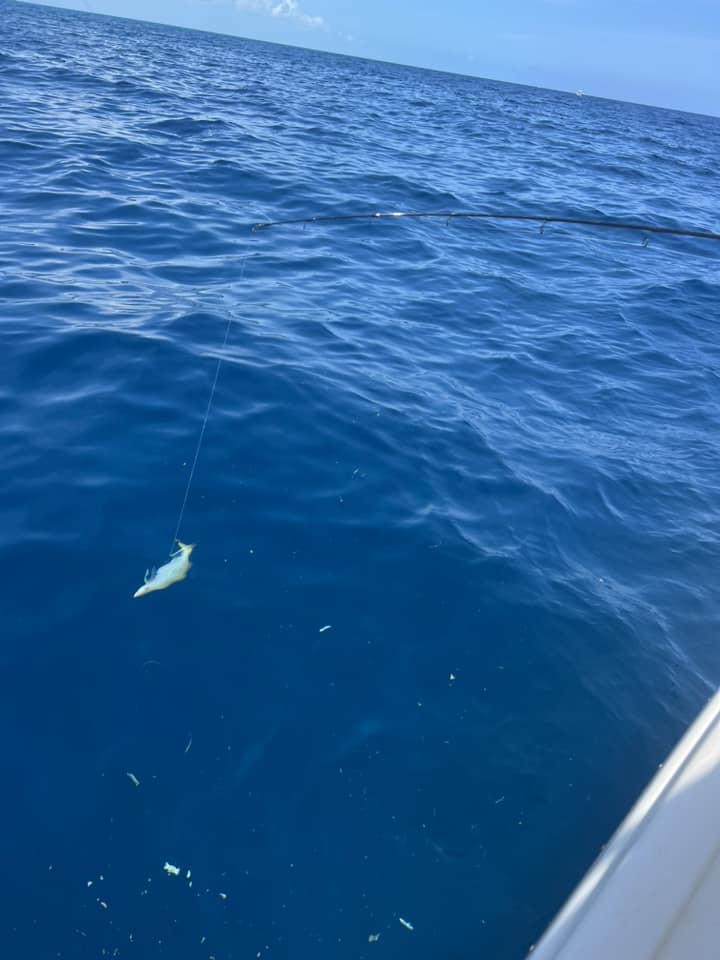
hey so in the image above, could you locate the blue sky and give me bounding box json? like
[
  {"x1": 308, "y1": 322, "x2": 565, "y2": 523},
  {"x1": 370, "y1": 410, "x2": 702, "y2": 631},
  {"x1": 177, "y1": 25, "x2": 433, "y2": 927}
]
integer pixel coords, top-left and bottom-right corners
[{"x1": 31, "y1": 0, "x2": 720, "y2": 115}]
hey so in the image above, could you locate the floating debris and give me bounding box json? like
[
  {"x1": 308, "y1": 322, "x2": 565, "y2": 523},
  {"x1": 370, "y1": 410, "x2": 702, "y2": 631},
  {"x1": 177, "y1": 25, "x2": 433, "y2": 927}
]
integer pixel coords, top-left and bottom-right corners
[
  {"x1": 399, "y1": 918, "x2": 414, "y2": 931},
  {"x1": 219, "y1": 892, "x2": 228, "y2": 900},
  {"x1": 184, "y1": 736, "x2": 193, "y2": 754},
  {"x1": 99, "y1": 901, "x2": 108, "y2": 910},
  {"x1": 449, "y1": 673, "x2": 456, "y2": 681},
  {"x1": 368, "y1": 933, "x2": 381, "y2": 943},
  {"x1": 319, "y1": 625, "x2": 332, "y2": 633},
  {"x1": 126, "y1": 772, "x2": 140, "y2": 787},
  {"x1": 163, "y1": 862, "x2": 181, "y2": 877}
]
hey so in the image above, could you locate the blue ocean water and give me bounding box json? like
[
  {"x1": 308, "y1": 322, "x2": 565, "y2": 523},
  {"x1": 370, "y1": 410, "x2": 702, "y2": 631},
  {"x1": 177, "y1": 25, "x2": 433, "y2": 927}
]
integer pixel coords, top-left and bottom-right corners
[{"x1": 2, "y1": 1, "x2": 720, "y2": 957}]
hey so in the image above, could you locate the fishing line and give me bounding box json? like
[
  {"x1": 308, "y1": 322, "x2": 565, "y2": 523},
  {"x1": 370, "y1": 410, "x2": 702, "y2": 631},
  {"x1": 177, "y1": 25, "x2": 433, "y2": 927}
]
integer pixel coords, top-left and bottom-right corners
[
  {"x1": 252, "y1": 210, "x2": 720, "y2": 242},
  {"x1": 168, "y1": 247, "x2": 253, "y2": 554}
]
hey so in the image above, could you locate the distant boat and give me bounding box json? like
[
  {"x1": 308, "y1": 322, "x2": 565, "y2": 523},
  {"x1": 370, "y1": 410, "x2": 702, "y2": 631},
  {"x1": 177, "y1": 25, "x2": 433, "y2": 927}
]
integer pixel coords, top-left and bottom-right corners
[{"x1": 575, "y1": 90, "x2": 584, "y2": 97}]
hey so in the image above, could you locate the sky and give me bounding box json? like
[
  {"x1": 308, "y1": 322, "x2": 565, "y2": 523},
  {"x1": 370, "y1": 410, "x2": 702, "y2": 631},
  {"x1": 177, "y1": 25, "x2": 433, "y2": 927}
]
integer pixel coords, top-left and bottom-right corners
[{"x1": 29, "y1": 0, "x2": 720, "y2": 115}]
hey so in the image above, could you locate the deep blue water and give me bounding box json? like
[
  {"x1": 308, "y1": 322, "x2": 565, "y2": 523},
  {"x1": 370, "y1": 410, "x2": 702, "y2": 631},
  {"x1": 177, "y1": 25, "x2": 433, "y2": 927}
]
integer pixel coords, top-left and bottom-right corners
[{"x1": 2, "y1": 2, "x2": 720, "y2": 957}]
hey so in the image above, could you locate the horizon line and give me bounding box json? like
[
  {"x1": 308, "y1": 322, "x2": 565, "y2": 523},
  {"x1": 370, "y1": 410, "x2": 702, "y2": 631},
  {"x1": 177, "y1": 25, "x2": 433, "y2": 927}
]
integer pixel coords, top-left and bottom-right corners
[{"x1": 18, "y1": 0, "x2": 720, "y2": 121}]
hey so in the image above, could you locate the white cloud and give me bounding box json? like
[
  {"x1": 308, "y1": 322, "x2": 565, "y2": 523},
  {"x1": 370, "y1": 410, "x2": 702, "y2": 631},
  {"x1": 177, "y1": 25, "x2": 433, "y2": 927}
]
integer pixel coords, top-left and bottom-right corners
[{"x1": 234, "y1": 0, "x2": 324, "y2": 28}]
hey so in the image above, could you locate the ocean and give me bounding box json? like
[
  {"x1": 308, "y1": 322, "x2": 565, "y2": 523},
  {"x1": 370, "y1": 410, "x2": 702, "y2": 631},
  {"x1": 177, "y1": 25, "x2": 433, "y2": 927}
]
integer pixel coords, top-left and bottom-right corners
[{"x1": 2, "y1": 2, "x2": 720, "y2": 957}]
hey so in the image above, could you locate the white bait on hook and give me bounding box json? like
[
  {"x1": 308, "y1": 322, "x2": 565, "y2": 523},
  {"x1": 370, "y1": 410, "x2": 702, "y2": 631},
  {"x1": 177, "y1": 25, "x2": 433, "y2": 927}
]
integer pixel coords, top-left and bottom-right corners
[{"x1": 134, "y1": 541, "x2": 196, "y2": 598}]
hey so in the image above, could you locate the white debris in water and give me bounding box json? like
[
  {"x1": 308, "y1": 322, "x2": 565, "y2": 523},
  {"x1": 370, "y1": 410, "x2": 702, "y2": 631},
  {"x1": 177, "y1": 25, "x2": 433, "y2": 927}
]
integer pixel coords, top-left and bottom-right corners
[
  {"x1": 399, "y1": 917, "x2": 414, "y2": 931},
  {"x1": 126, "y1": 772, "x2": 140, "y2": 787},
  {"x1": 163, "y1": 862, "x2": 181, "y2": 877},
  {"x1": 319, "y1": 625, "x2": 332, "y2": 633}
]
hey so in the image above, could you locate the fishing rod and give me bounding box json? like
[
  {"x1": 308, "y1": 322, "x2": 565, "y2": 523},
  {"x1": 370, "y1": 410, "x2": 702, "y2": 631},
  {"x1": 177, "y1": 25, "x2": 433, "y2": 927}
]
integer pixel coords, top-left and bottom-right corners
[{"x1": 252, "y1": 210, "x2": 720, "y2": 242}]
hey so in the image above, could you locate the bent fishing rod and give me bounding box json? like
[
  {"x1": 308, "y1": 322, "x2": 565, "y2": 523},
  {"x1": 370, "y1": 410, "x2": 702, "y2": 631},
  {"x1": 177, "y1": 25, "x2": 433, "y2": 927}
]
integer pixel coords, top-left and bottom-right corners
[{"x1": 252, "y1": 210, "x2": 720, "y2": 243}]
